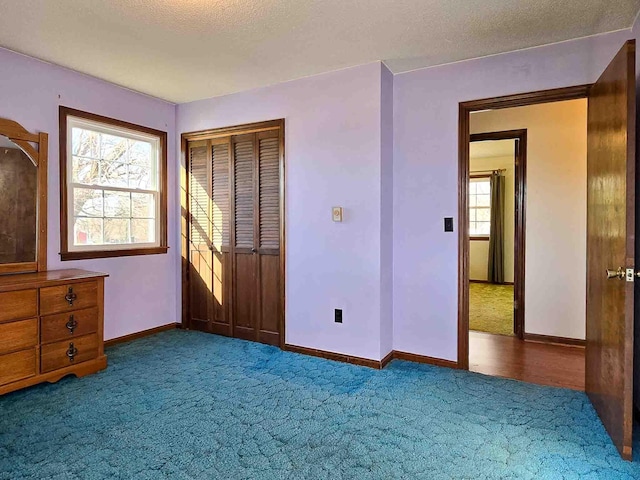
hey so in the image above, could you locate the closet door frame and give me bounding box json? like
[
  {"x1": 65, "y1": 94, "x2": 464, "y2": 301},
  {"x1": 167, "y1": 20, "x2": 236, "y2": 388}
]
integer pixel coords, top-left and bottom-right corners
[{"x1": 181, "y1": 119, "x2": 285, "y2": 348}]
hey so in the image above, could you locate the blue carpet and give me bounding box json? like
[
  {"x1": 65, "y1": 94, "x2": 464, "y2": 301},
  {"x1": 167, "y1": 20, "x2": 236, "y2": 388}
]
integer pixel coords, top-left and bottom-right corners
[{"x1": 1, "y1": 330, "x2": 640, "y2": 479}]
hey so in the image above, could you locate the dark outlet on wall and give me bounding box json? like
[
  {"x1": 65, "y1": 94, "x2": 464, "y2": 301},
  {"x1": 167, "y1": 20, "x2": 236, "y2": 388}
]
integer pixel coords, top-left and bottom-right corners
[{"x1": 335, "y1": 309, "x2": 343, "y2": 323}]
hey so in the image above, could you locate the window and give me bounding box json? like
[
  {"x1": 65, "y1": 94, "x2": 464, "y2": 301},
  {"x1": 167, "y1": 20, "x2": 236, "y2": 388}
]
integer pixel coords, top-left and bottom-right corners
[
  {"x1": 60, "y1": 107, "x2": 167, "y2": 260},
  {"x1": 469, "y1": 176, "x2": 491, "y2": 238}
]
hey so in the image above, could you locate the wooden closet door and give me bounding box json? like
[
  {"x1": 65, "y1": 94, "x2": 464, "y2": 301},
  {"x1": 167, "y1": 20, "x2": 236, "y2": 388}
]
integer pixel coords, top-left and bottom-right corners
[
  {"x1": 187, "y1": 139, "x2": 231, "y2": 334},
  {"x1": 232, "y1": 134, "x2": 259, "y2": 340},
  {"x1": 256, "y1": 130, "x2": 282, "y2": 346},
  {"x1": 231, "y1": 130, "x2": 283, "y2": 345},
  {"x1": 210, "y1": 138, "x2": 232, "y2": 335},
  {"x1": 187, "y1": 140, "x2": 213, "y2": 330}
]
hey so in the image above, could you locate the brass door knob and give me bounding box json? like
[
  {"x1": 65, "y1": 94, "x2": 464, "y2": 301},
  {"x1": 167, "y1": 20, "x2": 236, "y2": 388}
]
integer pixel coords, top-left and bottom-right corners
[{"x1": 606, "y1": 267, "x2": 625, "y2": 280}]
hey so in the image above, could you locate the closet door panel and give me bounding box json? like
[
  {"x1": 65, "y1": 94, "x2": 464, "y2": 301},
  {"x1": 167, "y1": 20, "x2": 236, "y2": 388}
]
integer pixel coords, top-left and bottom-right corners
[
  {"x1": 233, "y1": 254, "x2": 257, "y2": 340},
  {"x1": 258, "y1": 254, "x2": 280, "y2": 345},
  {"x1": 188, "y1": 141, "x2": 213, "y2": 329},
  {"x1": 258, "y1": 133, "x2": 280, "y2": 252},
  {"x1": 256, "y1": 130, "x2": 282, "y2": 345},
  {"x1": 210, "y1": 140, "x2": 231, "y2": 334},
  {"x1": 233, "y1": 135, "x2": 255, "y2": 250},
  {"x1": 232, "y1": 134, "x2": 258, "y2": 338}
]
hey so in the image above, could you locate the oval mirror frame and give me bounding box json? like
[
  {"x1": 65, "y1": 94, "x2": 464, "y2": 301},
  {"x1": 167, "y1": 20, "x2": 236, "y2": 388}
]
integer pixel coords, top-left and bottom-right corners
[{"x1": 0, "y1": 118, "x2": 48, "y2": 275}]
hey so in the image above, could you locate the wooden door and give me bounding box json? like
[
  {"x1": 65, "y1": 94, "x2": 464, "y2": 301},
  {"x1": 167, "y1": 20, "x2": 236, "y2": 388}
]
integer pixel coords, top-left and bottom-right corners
[
  {"x1": 231, "y1": 130, "x2": 283, "y2": 346},
  {"x1": 256, "y1": 130, "x2": 283, "y2": 345},
  {"x1": 586, "y1": 39, "x2": 635, "y2": 460},
  {"x1": 187, "y1": 140, "x2": 213, "y2": 330},
  {"x1": 187, "y1": 139, "x2": 231, "y2": 335},
  {"x1": 231, "y1": 133, "x2": 258, "y2": 340}
]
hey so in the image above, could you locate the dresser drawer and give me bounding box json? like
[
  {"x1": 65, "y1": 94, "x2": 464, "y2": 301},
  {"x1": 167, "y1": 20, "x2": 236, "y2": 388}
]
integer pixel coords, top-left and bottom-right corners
[
  {"x1": 41, "y1": 308, "x2": 99, "y2": 344},
  {"x1": 41, "y1": 334, "x2": 99, "y2": 373},
  {"x1": 0, "y1": 349, "x2": 37, "y2": 385},
  {"x1": 0, "y1": 318, "x2": 38, "y2": 355},
  {"x1": 0, "y1": 289, "x2": 37, "y2": 322},
  {"x1": 40, "y1": 281, "x2": 98, "y2": 315}
]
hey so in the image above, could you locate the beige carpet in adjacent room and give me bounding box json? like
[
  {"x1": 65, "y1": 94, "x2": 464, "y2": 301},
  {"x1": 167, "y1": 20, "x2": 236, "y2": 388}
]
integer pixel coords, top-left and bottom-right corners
[{"x1": 469, "y1": 282, "x2": 514, "y2": 336}]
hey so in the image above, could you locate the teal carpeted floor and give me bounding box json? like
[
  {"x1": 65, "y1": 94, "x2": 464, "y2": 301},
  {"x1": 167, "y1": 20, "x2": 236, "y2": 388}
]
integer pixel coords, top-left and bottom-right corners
[{"x1": 2, "y1": 330, "x2": 640, "y2": 479}]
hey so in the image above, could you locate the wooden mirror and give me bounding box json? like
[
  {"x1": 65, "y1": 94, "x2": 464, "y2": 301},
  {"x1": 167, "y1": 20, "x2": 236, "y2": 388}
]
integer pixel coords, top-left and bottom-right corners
[{"x1": 0, "y1": 118, "x2": 47, "y2": 275}]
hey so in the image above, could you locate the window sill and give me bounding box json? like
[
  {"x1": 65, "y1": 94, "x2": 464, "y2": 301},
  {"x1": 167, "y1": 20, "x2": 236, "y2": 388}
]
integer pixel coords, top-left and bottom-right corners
[
  {"x1": 60, "y1": 246, "x2": 169, "y2": 261},
  {"x1": 470, "y1": 236, "x2": 490, "y2": 241}
]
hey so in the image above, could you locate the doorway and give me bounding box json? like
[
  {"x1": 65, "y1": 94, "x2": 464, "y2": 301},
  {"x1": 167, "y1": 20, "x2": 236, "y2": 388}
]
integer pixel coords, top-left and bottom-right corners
[
  {"x1": 468, "y1": 131, "x2": 526, "y2": 340},
  {"x1": 465, "y1": 100, "x2": 588, "y2": 391},
  {"x1": 457, "y1": 38, "x2": 636, "y2": 461}
]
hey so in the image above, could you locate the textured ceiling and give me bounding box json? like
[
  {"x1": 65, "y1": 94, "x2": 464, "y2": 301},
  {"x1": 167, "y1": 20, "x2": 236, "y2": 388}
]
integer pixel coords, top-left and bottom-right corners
[
  {"x1": 470, "y1": 139, "x2": 516, "y2": 159},
  {"x1": 0, "y1": 0, "x2": 638, "y2": 103}
]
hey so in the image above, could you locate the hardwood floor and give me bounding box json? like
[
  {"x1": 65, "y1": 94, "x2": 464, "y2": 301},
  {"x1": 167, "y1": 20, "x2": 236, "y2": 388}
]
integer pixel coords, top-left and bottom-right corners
[{"x1": 469, "y1": 331, "x2": 585, "y2": 391}]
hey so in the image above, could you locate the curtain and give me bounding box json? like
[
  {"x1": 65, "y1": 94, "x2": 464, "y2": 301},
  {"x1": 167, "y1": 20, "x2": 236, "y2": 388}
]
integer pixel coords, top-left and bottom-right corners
[{"x1": 488, "y1": 171, "x2": 505, "y2": 284}]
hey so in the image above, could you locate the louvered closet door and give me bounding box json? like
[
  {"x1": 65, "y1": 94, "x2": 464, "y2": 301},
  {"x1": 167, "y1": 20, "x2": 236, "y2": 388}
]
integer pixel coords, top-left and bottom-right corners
[
  {"x1": 231, "y1": 130, "x2": 282, "y2": 345},
  {"x1": 231, "y1": 133, "x2": 258, "y2": 341},
  {"x1": 187, "y1": 140, "x2": 213, "y2": 330},
  {"x1": 188, "y1": 139, "x2": 231, "y2": 334},
  {"x1": 210, "y1": 138, "x2": 232, "y2": 335},
  {"x1": 256, "y1": 130, "x2": 282, "y2": 345}
]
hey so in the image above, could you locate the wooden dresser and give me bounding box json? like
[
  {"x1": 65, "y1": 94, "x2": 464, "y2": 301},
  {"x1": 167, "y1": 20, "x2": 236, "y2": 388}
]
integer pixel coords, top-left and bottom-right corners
[{"x1": 0, "y1": 269, "x2": 108, "y2": 395}]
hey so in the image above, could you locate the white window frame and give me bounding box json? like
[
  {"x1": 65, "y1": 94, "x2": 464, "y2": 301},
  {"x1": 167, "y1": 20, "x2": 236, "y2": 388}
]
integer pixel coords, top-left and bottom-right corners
[
  {"x1": 469, "y1": 176, "x2": 491, "y2": 238},
  {"x1": 66, "y1": 115, "x2": 162, "y2": 253}
]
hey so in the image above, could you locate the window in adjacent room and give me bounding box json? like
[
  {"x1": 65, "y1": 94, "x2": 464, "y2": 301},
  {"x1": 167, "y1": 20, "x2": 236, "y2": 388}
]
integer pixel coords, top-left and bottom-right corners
[
  {"x1": 469, "y1": 176, "x2": 491, "y2": 238},
  {"x1": 59, "y1": 107, "x2": 168, "y2": 260}
]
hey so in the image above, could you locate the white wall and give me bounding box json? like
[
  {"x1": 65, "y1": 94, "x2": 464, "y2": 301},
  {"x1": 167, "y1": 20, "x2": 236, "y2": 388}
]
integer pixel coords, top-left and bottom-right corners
[
  {"x1": 177, "y1": 63, "x2": 391, "y2": 361},
  {"x1": 470, "y1": 100, "x2": 587, "y2": 340},
  {"x1": 469, "y1": 154, "x2": 515, "y2": 283}
]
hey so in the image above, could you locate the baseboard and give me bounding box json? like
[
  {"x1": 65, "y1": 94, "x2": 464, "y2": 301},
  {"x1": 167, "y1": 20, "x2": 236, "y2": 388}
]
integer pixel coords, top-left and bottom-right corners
[
  {"x1": 523, "y1": 333, "x2": 585, "y2": 347},
  {"x1": 393, "y1": 351, "x2": 459, "y2": 369},
  {"x1": 283, "y1": 344, "x2": 385, "y2": 369},
  {"x1": 105, "y1": 323, "x2": 180, "y2": 347},
  {"x1": 381, "y1": 350, "x2": 394, "y2": 368},
  {"x1": 283, "y1": 344, "x2": 458, "y2": 370}
]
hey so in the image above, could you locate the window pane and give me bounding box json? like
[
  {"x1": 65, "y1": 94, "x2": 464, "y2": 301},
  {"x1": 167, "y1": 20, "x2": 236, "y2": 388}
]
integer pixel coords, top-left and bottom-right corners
[
  {"x1": 74, "y1": 188, "x2": 103, "y2": 217},
  {"x1": 476, "y1": 181, "x2": 490, "y2": 194},
  {"x1": 476, "y1": 208, "x2": 490, "y2": 221},
  {"x1": 128, "y1": 164, "x2": 154, "y2": 189},
  {"x1": 132, "y1": 193, "x2": 155, "y2": 218},
  {"x1": 131, "y1": 219, "x2": 156, "y2": 243},
  {"x1": 72, "y1": 128, "x2": 100, "y2": 158},
  {"x1": 104, "y1": 191, "x2": 131, "y2": 217},
  {"x1": 72, "y1": 157, "x2": 100, "y2": 184},
  {"x1": 101, "y1": 161, "x2": 128, "y2": 188},
  {"x1": 476, "y1": 194, "x2": 490, "y2": 207},
  {"x1": 477, "y1": 222, "x2": 491, "y2": 235},
  {"x1": 129, "y1": 140, "x2": 152, "y2": 166},
  {"x1": 469, "y1": 194, "x2": 477, "y2": 207},
  {"x1": 104, "y1": 218, "x2": 130, "y2": 244},
  {"x1": 74, "y1": 217, "x2": 103, "y2": 245},
  {"x1": 101, "y1": 134, "x2": 128, "y2": 162}
]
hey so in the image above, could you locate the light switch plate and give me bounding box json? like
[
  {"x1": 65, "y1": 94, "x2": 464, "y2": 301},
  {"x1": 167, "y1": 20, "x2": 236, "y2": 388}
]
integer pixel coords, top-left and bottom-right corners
[{"x1": 332, "y1": 207, "x2": 343, "y2": 222}]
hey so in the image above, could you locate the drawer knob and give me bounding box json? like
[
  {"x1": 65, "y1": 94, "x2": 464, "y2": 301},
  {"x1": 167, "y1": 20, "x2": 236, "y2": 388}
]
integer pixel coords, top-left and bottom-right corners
[
  {"x1": 66, "y1": 342, "x2": 78, "y2": 362},
  {"x1": 65, "y1": 315, "x2": 78, "y2": 334},
  {"x1": 64, "y1": 287, "x2": 78, "y2": 306}
]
